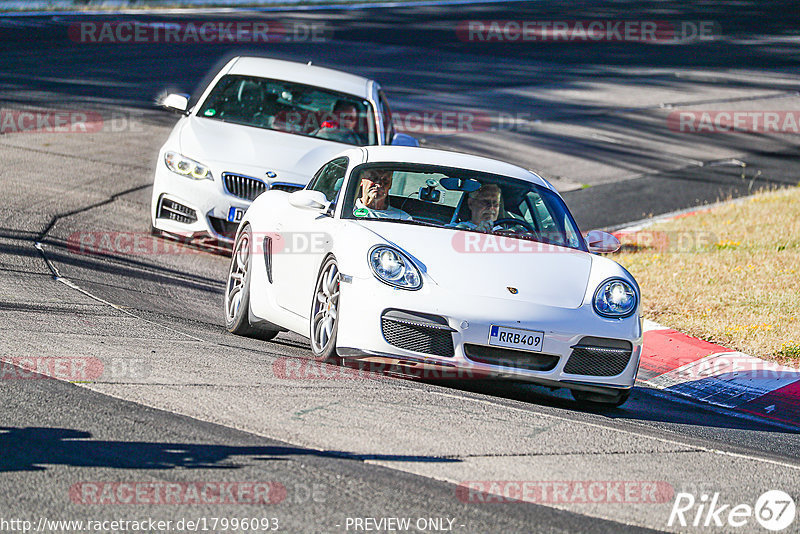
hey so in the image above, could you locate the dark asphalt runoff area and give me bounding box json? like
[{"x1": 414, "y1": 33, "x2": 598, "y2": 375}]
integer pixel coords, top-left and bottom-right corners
[{"x1": 1, "y1": 1, "x2": 800, "y2": 533}]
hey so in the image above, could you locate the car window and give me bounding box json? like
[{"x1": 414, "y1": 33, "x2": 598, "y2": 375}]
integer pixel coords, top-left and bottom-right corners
[
  {"x1": 517, "y1": 189, "x2": 582, "y2": 248},
  {"x1": 389, "y1": 172, "x2": 459, "y2": 207},
  {"x1": 197, "y1": 75, "x2": 377, "y2": 146},
  {"x1": 341, "y1": 164, "x2": 587, "y2": 251},
  {"x1": 308, "y1": 157, "x2": 348, "y2": 203},
  {"x1": 345, "y1": 168, "x2": 462, "y2": 224}
]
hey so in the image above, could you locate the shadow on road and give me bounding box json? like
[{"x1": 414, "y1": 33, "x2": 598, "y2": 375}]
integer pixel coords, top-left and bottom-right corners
[
  {"x1": 391, "y1": 375, "x2": 800, "y2": 434},
  {"x1": 0, "y1": 426, "x2": 460, "y2": 473}
]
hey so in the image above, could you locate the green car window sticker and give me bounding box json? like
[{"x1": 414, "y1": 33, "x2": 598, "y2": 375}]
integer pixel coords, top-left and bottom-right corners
[
  {"x1": 354, "y1": 208, "x2": 369, "y2": 218},
  {"x1": 204, "y1": 109, "x2": 216, "y2": 117}
]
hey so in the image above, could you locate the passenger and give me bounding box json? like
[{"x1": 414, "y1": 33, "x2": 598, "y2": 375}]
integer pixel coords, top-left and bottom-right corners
[
  {"x1": 354, "y1": 169, "x2": 412, "y2": 220},
  {"x1": 457, "y1": 183, "x2": 502, "y2": 232},
  {"x1": 315, "y1": 100, "x2": 362, "y2": 145}
]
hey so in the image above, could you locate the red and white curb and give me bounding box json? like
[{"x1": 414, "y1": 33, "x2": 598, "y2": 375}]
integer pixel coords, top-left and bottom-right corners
[
  {"x1": 638, "y1": 320, "x2": 800, "y2": 426},
  {"x1": 609, "y1": 202, "x2": 800, "y2": 427}
]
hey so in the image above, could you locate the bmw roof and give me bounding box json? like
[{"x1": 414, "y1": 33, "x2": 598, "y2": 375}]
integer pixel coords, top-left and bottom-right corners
[{"x1": 226, "y1": 56, "x2": 374, "y2": 100}]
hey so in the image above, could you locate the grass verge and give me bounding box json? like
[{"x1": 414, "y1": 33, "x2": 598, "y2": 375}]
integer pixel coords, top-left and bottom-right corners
[{"x1": 613, "y1": 186, "x2": 800, "y2": 365}]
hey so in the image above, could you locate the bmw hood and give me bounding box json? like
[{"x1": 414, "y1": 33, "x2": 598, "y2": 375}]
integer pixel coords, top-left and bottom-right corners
[
  {"x1": 178, "y1": 116, "x2": 347, "y2": 183},
  {"x1": 361, "y1": 223, "x2": 593, "y2": 309}
]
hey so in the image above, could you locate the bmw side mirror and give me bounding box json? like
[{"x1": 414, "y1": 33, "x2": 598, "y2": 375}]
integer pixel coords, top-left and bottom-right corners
[
  {"x1": 161, "y1": 93, "x2": 190, "y2": 115},
  {"x1": 288, "y1": 189, "x2": 330, "y2": 212},
  {"x1": 391, "y1": 132, "x2": 420, "y2": 147},
  {"x1": 585, "y1": 230, "x2": 621, "y2": 254}
]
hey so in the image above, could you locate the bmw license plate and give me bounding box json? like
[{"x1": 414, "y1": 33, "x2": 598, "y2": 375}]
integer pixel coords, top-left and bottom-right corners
[
  {"x1": 228, "y1": 207, "x2": 245, "y2": 223},
  {"x1": 488, "y1": 325, "x2": 544, "y2": 352}
]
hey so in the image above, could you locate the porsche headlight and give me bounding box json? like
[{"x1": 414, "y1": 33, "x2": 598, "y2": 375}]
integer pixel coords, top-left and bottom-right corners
[
  {"x1": 164, "y1": 151, "x2": 212, "y2": 180},
  {"x1": 593, "y1": 278, "x2": 637, "y2": 318},
  {"x1": 369, "y1": 246, "x2": 422, "y2": 290}
]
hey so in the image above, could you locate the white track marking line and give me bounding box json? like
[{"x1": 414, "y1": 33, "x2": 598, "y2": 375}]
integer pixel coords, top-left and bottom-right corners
[{"x1": 420, "y1": 388, "x2": 800, "y2": 471}]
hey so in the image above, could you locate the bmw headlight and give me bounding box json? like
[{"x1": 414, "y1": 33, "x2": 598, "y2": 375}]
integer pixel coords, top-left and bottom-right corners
[
  {"x1": 369, "y1": 246, "x2": 422, "y2": 290},
  {"x1": 164, "y1": 151, "x2": 212, "y2": 180},
  {"x1": 593, "y1": 278, "x2": 637, "y2": 318}
]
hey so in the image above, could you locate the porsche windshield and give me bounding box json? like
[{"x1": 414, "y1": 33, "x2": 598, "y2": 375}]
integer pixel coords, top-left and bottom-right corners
[
  {"x1": 197, "y1": 75, "x2": 377, "y2": 146},
  {"x1": 339, "y1": 165, "x2": 586, "y2": 251}
]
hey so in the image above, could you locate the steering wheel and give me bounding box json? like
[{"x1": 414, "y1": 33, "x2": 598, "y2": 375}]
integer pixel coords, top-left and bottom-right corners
[{"x1": 493, "y1": 217, "x2": 538, "y2": 234}]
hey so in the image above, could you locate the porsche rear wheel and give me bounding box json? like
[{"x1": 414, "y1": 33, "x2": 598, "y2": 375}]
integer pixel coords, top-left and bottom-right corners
[
  {"x1": 224, "y1": 225, "x2": 279, "y2": 340},
  {"x1": 310, "y1": 256, "x2": 341, "y2": 363}
]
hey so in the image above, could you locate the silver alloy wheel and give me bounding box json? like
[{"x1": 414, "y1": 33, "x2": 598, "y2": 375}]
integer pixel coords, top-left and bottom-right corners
[
  {"x1": 311, "y1": 260, "x2": 339, "y2": 353},
  {"x1": 225, "y1": 230, "x2": 250, "y2": 324}
]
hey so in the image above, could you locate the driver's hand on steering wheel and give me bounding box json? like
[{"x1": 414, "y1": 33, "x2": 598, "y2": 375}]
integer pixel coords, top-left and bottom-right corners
[{"x1": 475, "y1": 220, "x2": 495, "y2": 233}]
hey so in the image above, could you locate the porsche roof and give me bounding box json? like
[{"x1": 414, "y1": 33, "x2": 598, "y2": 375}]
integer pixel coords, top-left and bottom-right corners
[
  {"x1": 226, "y1": 56, "x2": 373, "y2": 100},
  {"x1": 355, "y1": 146, "x2": 554, "y2": 190}
]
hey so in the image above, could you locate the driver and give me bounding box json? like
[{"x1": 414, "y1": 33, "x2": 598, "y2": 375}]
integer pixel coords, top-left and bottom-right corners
[
  {"x1": 315, "y1": 100, "x2": 363, "y2": 145},
  {"x1": 354, "y1": 169, "x2": 412, "y2": 220},
  {"x1": 457, "y1": 184, "x2": 502, "y2": 232}
]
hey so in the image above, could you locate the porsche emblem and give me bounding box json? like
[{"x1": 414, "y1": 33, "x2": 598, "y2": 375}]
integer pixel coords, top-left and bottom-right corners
[{"x1": 507, "y1": 287, "x2": 518, "y2": 294}]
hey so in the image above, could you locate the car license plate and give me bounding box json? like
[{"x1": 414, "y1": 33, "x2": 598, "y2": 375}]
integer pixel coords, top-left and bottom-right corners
[
  {"x1": 228, "y1": 207, "x2": 245, "y2": 223},
  {"x1": 488, "y1": 325, "x2": 544, "y2": 352}
]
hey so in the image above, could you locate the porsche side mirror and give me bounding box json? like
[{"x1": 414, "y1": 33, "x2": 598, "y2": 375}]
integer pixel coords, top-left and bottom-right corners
[
  {"x1": 288, "y1": 189, "x2": 330, "y2": 212},
  {"x1": 161, "y1": 93, "x2": 190, "y2": 114},
  {"x1": 391, "y1": 132, "x2": 420, "y2": 147},
  {"x1": 585, "y1": 230, "x2": 621, "y2": 254}
]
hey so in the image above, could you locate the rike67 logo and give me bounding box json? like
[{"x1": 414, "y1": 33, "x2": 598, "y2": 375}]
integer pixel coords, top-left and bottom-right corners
[{"x1": 669, "y1": 490, "x2": 795, "y2": 531}]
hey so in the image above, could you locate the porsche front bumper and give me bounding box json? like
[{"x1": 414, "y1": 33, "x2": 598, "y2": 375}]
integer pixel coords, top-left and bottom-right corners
[{"x1": 335, "y1": 275, "x2": 642, "y2": 391}]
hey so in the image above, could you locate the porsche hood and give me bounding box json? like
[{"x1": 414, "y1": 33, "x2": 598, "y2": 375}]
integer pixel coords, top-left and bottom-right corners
[{"x1": 361, "y1": 222, "x2": 594, "y2": 309}]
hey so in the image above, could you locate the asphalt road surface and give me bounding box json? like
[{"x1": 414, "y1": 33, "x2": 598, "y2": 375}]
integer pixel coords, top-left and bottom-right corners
[{"x1": 1, "y1": 1, "x2": 799, "y2": 533}]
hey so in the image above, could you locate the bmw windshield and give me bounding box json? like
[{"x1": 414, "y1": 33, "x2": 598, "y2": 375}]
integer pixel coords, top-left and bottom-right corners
[{"x1": 197, "y1": 75, "x2": 377, "y2": 146}]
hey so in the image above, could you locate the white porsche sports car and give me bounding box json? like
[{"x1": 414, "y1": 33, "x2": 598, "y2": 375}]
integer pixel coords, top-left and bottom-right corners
[
  {"x1": 224, "y1": 146, "x2": 642, "y2": 406},
  {"x1": 151, "y1": 56, "x2": 415, "y2": 244}
]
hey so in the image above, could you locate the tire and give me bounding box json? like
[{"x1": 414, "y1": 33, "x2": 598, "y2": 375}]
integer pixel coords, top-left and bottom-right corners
[
  {"x1": 571, "y1": 388, "x2": 631, "y2": 408},
  {"x1": 309, "y1": 256, "x2": 341, "y2": 363},
  {"x1": 224, "y1": 225, "x2": 279, "y2": 340}
]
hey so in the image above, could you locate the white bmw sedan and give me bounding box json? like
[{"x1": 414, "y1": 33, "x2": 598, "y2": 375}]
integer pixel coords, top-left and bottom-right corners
[
  {"x1": 151, "y1": 56, "x2": 414, "y2": 244},
  {"x1": 224, "y1": 146, "x2": 642, "y2": 407}
]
